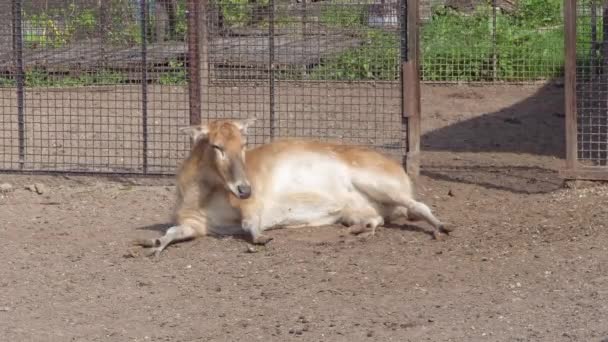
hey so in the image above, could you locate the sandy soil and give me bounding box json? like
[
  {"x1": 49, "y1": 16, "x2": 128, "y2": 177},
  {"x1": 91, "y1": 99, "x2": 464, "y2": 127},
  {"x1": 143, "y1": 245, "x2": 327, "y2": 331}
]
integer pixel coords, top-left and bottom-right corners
[{"x1": 2, "y1": 83, "x2": 608, "y2": 342}]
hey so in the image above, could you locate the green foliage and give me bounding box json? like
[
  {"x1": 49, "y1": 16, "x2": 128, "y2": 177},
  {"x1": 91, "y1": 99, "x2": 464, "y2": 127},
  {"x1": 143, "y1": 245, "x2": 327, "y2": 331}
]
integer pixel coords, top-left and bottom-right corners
[
  {"x1": 14, "y1": 0, "x2": 587, "y2": 84},
  {"x1": 307, "y1": 0, "x2": 570, "y2": 82},
  {"x1": 309, "y1": 30, "x2": 400, "y2": 81},
  {"x1": 158, "y1": 60, "x2": 188, "y2": 85},
  {"x1": 420, "y1": 0, "x2": 565, "y2": 81},
  {"x1": 219, "y1": 0, "x2": 250, "y2": 27},
  {"x1": 23, "y1": 0, "x2": 142, "y2": 48},
  {"x1": 25, "y1": 70, "x2": 127, "y2": 88},
  {"x1": 515, "y1": 0, "x2": 563, "y2": 27},
  {"x1": 174, "y1": 0, "x2": 188, "y2": 40},
  {"x1": 24, "y1": 13, "x2": 63, "y2": 48},
  {"x1": 24, "y1": 4, "x2": 98, "y2": 48},
  {"x1": 494, "y1": 18, "x2": 564, "y2": 81},
  {"x1": 0, "y1": 77, "x2": 16, "y2": 88},
  {"x1": 420, "y1": 5, "x2": 492, "y2": 81},
  {"x1": 219, "y1": 0, "x2": 270, "y2": 27},
  {"x1": 105, "y1": 0, "x2": 141, "y2": 46},
  {"x1": 319, "y1": 1, "x2": 367, "y2": 28}
]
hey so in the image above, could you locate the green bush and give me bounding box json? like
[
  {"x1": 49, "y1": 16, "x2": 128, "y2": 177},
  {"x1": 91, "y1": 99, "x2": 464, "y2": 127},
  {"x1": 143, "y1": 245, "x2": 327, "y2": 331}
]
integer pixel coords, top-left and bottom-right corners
[
  {"x1": 24, "y1": 4, "x2": 98, "y2": 48},
  {"x1": 105, "y1": 0, "x2": 142, "y2": 46},
  {"x1": 218, "y1": 0, "x2": 270, "y2": 27},
  {"x1": 421, "y1": 0, "x2": 565, "y2": 82},
  {"x1": 309, "y1": 30, "x2": 400, "y2": 81},
  {"x1": 158, "y1": 60, "x2": 188, "y2": 85},
  {"x1": 420, "y1": 5, "x2": 494, "y2": 81},
  {"x1": 319, "y1": 1, "x2": 367, "y2": 28},
  {"x1": 16, "y1": 0, "x2": 605, "y2": 85},
  {"x1": 25, "y1": 70, "x2": 127, "y2": 87},
  {"x1": 174, "y1": 0, "x2": 188, "y2": 40},
  {"x1": 306, "y1": 0, "x2": 571, "y2": 82},
  {"x1": 22, "y1": 0, "x2": 144, "y2": 48},
  {"x1": 515, "y1": 0, "x2": 562, "y2": 27},
  {"x1": 0, "y1": 77, "x2": 16, "y2": 88}
]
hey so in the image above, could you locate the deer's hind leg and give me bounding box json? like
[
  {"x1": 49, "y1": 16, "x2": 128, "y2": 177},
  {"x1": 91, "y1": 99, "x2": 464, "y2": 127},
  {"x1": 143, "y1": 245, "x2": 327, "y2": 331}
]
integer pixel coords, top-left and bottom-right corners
[
  {"x1": 341, "y1": 205, "x2": 384, "y2": 237},
  {"x1": 352, "y1": 174, "x2": 449, "y2": 240},
  {"x1": 385, "y1": 203, "x2": 451, "y2": 239}
]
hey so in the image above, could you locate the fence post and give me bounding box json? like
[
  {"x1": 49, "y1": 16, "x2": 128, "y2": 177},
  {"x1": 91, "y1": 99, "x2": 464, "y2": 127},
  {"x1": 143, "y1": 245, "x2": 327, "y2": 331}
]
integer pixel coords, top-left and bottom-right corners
[
  {"x1": 400, "y1": 0, "x2": 407, "y2": 168},
  {"x1": 140, "y1": 0, "x2": 149, "y2": 174},
  {"x1": 492, "y1": 0, "x2": 497, "y2": 81},
  {"x1": 12, "y1": 0, "x2": 25, "y2": 169},
  {"x1": 403, "y1": 0, "x2": 421, "y2": 177},
  {"x1": 187, "y1": 0, "x2": 201, "y2": 127},
  {"x1": 564, "y1": 0, "x2": 577, "y2": 173},
  {"x1": 199, "y1": 0, "x2": 209, "y2": 125},
  {"x1": 269, "y1": 0, "x2": 276, "y2": 140}
]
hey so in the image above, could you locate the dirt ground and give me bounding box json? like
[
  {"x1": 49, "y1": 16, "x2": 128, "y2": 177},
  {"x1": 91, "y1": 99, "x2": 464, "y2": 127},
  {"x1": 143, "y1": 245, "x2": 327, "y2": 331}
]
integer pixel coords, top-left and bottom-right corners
[{"x1": 2, "y1": 83, "x2": 608, "y2": 342}]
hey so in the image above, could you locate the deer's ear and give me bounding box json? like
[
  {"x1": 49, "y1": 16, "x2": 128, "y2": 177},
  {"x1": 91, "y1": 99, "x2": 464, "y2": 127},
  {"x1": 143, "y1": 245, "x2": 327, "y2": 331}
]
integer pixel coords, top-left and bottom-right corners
[
  {"x1": 179, "y1": 124, "x2": 209, "y2": 142},
  {"x1": 233, "y1": 117, "x2": 256, "y2": 135}
]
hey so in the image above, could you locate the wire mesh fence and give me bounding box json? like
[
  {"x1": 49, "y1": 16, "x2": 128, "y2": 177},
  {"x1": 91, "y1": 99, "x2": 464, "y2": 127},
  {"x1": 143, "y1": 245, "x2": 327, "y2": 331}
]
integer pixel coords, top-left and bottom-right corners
[
  {"x1": 419, "y1": 0, "x2": 565, "y2": 83},
  {"x1": 199, "y1": 0, "x2": 408, "y2": 159},
  {"x1": 0, "y1": 0, "x2": 413, "y2": 175},
  {"x1": 1, "y1": 0, "x2": 191, "y2": 174},
  {"x1": 574, "y1": 0, "x2": 608, "y2": 168}
]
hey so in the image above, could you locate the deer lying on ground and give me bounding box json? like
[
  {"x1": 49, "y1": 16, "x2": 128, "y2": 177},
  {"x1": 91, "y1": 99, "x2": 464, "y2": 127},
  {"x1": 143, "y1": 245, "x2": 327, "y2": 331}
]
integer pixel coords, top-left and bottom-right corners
[{"x1": 135, "y1": 118, "x2": 450, "y2": 257}]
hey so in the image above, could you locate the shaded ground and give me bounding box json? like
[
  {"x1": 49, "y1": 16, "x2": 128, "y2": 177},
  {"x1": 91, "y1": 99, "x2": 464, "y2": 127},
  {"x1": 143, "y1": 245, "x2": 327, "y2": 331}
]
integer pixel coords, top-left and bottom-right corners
[{"x1": 2, "y1": 83, "x2": 608, "y2": 342}]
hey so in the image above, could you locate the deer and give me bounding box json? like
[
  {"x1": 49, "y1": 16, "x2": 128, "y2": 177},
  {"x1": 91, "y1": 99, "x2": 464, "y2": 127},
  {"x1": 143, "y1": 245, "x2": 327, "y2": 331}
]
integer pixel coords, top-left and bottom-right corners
[{"x1": 135, "y1": 118, "x2": 450, "y2": 257}]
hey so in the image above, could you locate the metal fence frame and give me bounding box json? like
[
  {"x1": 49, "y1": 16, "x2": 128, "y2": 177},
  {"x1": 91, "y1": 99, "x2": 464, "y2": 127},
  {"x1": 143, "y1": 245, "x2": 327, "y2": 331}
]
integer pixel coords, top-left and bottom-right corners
[
  {"x1": 418, "y1": 0, "x2": 565, "y2": 84},
  {"x1": 188, "y1": 0, "x2": 420, "y2": 176},
  {"x1": 4, "y1": 0, "x2": 192, "y2": 176},
  {"x1": 0, "y1": 0, "x2": 421, "y2": 177},
  {"x1": 8, "y1": 0, "x2": 599, "y2": 181},
  {"x1": 562, "y1": 0, "x2": 608, "y2": 181}
]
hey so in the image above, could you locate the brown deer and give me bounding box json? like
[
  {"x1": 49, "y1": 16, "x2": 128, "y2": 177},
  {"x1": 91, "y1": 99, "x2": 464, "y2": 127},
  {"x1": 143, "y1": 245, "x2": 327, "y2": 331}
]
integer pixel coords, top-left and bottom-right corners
[{"x1": 135, "y1": 118, "x2": 449, "y2": 257}]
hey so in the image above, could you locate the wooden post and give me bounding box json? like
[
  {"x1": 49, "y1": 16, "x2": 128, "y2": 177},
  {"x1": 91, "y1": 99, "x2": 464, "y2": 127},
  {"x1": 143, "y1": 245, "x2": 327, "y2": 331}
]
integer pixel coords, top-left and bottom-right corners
[
  {"x1": 140, "y1": 0, "x2": 149, "y2": 173},
  {"x1": 563, "y1": 0, "x2": 577, "y2": 173},
  {"x1": 404, "y1": 0, "x2": 421, "y2": 177},
  {"x1": 199, "y1": 0, "x2": 210, "y2": 122},
  {"x1": 187, "y1": 0, "x2": 201, "y2": 126},
  {"x1": 13, "y1": 0, "x2": 25, "y2": 169},
  {"x1": 187, "y1": 0, "x2": 210, "y2": 127}
]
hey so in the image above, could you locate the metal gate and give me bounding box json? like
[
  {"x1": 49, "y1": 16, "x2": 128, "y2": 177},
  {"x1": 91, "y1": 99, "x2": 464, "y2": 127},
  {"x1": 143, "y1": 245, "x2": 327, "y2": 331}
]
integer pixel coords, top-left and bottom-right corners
[{"x1": 0, "y1": 0, "x2": 419, "y2": 176}]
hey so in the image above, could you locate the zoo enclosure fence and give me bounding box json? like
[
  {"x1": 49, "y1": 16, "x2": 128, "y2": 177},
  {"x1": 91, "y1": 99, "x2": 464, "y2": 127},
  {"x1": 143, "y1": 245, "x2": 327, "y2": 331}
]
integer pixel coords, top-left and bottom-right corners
[
  {"x1": 562, "y1": 0, "x2": 608, "y2": 181},
  {"x1": 0, "y1": 0, "x2": 421, "y2": 176},
  {"x1": 417, "y1": 0, "x2": 608, "y2": 181},
  {"x1": 418, "y1": 0, "x2": 565, "y2": 84}
]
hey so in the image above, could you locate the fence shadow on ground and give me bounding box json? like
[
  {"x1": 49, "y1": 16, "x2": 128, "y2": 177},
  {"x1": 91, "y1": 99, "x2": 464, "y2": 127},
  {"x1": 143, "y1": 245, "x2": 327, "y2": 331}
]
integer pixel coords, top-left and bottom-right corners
[
  {"x1": 420, "y1": 81, "x2": 566, "y2": 194},
  {"x1": 422, "y1": 82, "x2": 565, "y2": 157},
  {"x1": 421, "y1": 164, "x2": 563, "y2": 194}
]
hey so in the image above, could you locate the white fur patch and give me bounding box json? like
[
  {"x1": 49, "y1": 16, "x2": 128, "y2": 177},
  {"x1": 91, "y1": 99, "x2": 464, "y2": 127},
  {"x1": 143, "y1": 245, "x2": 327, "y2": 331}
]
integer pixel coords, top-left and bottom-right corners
[{"x1": 257, "y1": 153, "x2": 387, "y2": 230}]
